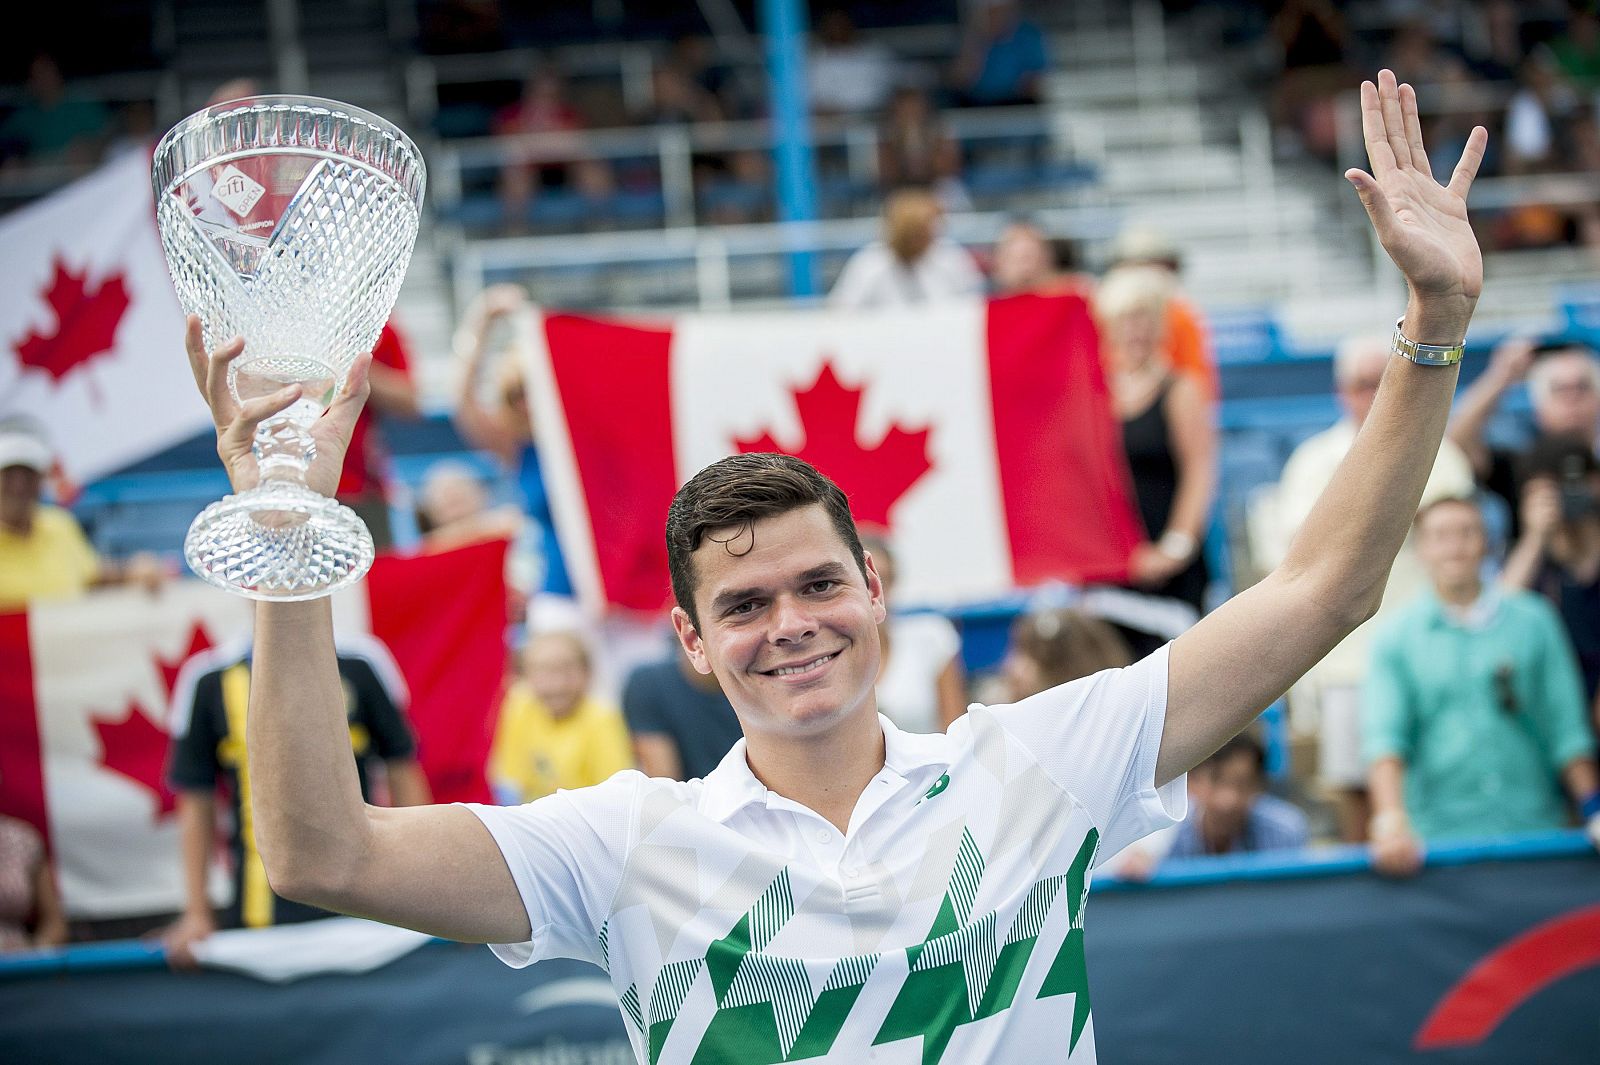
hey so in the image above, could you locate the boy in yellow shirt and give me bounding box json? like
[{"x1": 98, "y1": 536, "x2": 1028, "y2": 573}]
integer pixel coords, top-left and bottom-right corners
[{"x1": 489, "y1": 631, "x2": 633, "y2": 803}]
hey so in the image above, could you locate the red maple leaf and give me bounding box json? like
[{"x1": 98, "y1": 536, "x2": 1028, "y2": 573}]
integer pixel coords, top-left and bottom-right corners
[
  {"x1": 156, "y1": 624, "x2": 215, "y2": 702},
  {"x1": 733, "y1": 361, "x2": 934, "y2": 526},
  {"x1": 13, "y1": 257, "x2": 130, "y2": 392},
  {"x1": 92, "y1": 700, "x2": 177, "y2": 818}
]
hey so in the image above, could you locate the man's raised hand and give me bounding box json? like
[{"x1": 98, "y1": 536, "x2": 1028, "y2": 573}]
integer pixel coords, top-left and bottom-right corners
[
  {"x1": 183, "y1": 313, "x2": 371, "y2": 498},
  {"x1": 1346, "y1": 69, "x2": 1486, "y2": 338}
]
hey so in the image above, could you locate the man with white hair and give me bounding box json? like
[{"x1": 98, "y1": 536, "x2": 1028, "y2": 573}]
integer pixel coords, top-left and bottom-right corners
[
  {"x1": 1447, "y1": 338, "x2": 1600, "y2": 538},
  {"x1": 1260, "y1": 334, "x2": 1474, "y2": 841}
]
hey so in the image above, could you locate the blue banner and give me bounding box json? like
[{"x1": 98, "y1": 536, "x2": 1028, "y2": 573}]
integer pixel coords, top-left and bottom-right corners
[{"x1": 2, "y1": 838, "x2": 1595, "y2": 1064}]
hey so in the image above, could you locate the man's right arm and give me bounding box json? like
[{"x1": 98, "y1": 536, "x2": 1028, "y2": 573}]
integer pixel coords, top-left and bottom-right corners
[
  {"x1": 248, "y1": 599, "x2": 530, "y2": 942},
  {"x1": 184, "y1": 317, "x2": 531, "y2": 944}
]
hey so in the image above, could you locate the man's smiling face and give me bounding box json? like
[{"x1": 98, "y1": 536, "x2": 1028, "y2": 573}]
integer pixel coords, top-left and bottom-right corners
[{"x1": 672, "y1": 504, "x2": 886, "y2": 740}]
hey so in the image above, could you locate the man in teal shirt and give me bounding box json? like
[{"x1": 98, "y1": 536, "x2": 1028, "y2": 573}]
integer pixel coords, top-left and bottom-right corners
[{"x1": 1363, "y1": 496, "x2": 1600, "y2": 876}]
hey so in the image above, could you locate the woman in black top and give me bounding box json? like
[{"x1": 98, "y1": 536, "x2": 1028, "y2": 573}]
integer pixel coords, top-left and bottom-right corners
[{"x1": 1095, "y1": 266, "x2": 1219, "y2": 647}]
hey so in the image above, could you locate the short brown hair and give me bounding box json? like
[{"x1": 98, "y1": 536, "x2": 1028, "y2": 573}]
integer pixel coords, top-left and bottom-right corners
[{"x1": 666, "y1": 453, "x2": 866, "y2": 626}]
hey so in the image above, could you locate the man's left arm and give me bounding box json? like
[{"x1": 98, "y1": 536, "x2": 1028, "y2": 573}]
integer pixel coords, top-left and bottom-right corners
[{"x1": 1158, "y1": 70, "x2": 1487, "y2": 786}]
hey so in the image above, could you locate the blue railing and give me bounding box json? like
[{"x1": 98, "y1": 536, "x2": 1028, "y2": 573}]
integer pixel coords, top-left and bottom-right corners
[{"x1": 0, "y1": 830, "x2": 1585, "y2": 980}]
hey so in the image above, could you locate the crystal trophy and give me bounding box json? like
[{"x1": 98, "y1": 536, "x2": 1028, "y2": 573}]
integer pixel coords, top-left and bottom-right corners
[{"x1": 152, "y1": 95, "x2": 425, "y2": 600}]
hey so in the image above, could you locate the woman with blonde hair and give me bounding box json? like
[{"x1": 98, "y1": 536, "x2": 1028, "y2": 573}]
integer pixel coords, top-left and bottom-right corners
[{"x1": 1095, "y1": 265, "x2": 1219, "y2": 652}]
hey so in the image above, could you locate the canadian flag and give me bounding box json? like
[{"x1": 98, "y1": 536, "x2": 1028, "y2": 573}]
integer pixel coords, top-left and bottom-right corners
[
  {"x1": 520, "y1": 293, "x2": 1142, "y2": 613},
  {"x1": 0, "y1": 541, "x2": 507, "y2": 918},
  {"x1": 0, "y1": 149, "x2": 200, "y2": 484}
]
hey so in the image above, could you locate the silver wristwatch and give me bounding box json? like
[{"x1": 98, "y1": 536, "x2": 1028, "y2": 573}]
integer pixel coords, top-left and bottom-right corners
[{"x1": 1390, "y1": 316, "x2": 1465, "y2": 367}]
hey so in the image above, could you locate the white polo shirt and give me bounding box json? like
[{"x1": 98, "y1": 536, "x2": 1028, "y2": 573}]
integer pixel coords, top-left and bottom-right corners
[{"x1": 468, "y1": 646, "x2": 1183, "y2": 1065}]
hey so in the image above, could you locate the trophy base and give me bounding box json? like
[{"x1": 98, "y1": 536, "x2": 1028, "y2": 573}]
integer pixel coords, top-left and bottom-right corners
[{"x1": 184, "y1": 481, "x2": 375, "y2": 601}]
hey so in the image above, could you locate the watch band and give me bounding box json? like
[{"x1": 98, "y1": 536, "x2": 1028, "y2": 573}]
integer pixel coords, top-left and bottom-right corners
[{"x1": 1391, "y1": 316, "x2": 1465, "y2": 366}]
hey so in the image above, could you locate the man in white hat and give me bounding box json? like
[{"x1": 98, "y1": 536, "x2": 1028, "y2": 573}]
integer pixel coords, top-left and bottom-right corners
[{"x1": 0, "y1": 417, "x2": 164, "y2": 609}]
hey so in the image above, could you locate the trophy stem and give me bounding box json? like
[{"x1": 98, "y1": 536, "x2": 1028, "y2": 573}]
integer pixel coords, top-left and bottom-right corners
[
  {"x1": 184, "y1": 413, "x2": 372, "y2": 599},
  {"x1": 253, "y1": 414, "x2": 317, "y2": 483}
]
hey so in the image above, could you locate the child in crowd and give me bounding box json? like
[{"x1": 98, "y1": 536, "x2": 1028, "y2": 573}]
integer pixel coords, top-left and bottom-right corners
[{"x1": 489, "y1": 631, "x2": 633, "y2": 804}]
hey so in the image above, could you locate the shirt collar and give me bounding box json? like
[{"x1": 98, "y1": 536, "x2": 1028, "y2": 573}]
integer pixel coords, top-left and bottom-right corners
[
  {"x1": 1423, "y1": 584, "x2": 1502, "y2": 631},
  {"x1": 698, "y1": 714, "x2": 952, "y2": 824}
]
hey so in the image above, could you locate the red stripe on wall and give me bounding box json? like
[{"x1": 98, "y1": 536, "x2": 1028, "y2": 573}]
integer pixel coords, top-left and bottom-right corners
[
  {"x1": 1414, "y1": 903, "x2": 1600, "y2": 1048},
  {"x1": 544, "y1": 314, "x2": 679, "y2": 612},
  {"x1": 0, "y1": 610, "x2": 49, "y2": 849},
  {"x1": 985, "y1": 294, "x2": 1141, "y2": 585}
]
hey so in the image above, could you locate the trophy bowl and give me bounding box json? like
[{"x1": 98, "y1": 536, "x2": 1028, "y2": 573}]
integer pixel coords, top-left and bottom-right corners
[{"x1": 152, "y1": 95, "x2": 425, "y2": 600}]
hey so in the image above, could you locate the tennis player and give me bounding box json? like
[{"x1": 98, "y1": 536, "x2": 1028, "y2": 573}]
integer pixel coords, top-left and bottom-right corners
[{"x1": 186, "y1": 71, "x2": 1483, "y2": 1063}]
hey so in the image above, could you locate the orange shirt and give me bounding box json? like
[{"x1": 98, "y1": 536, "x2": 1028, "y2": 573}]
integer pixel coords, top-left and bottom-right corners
[{"x1": 1165, "y1": 295, "x2": 1219, "y2": 400}]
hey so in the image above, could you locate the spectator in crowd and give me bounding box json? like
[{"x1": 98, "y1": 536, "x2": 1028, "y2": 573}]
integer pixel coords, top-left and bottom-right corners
[
  {"x1": 416, "y1": 461, "x2": 524, "y2": 551},
  {"x1": 416, "y1": 459, "x2": 534, "y2": 618},
  {"x1": 1259, "y1": 333, "x2": 1475, "y2": 841},
  {"x1": 452, "y1": 284, "x2": 572, "y2": 602},
  {"x1": 1446, "y1": 337, "x2": 1600, "y2": 539},
  {"x1": 1167, "y1": 733, "x2": 1309, "y2": 859},
  {"x1": 999, "y1": 607, "x2": 1133, "y2": 702},
  {"x1": 339, "y1": 320, "x2": 420, "y2": 550},
  {"x1": 1108, "y1": 226, "x2": 1219, "y2": 400},
  {"x1": 622, "y1": 646, "x2": 743, "y2": 781},
  {"x1": 1384, "y1": 20, "x2": 1474, "y2": 91},
  {"x1": 489, "y1": 631, "x2": 633, "y2": 805},
  {"x1": 859, "y1": 533, "x2": 965, "y2": 734},
  {"x1": 1095, "y1": 267, "x2": 1218, "y2": 653},
  {"x1": 493, "y1": 67, "x2": 614, "y2": 230},
  {"x1": 669, "y1": 35, "x2": 742, "y2": 119},
  {"x1": 1504, "y1": 56, "x2": 1588, "y2": 174},
  {"x1": 0, "y1": 811, "x2": 67, "y2": 953},
  {"x1": 639, "y1": 56, "x2": 724, "y2": 125},
  {"x1": 809, "y1": 9, "x2": 896, "y2": 116},
  {"x1": 1364, "y1": 497, "x2": 1600, "y2": 877},
  {"x1": 829, "y1": 186, "x2": 983, "y2": 309},
  {"x1": 1269, "y1": 0, "x2": 1353, "y2": 160},
  {"x1": 875, "y1": 87, "x2": 966, "y2": 204},
  {"x1": 0, "y1": 53, "x2": 110, "y2": 166},
  {"x1": 989, "y1": 216, "x2": 1091, "y2": 298},
  {"x1": 951, "y1": 0, "x2": 1049, "y2": 108},
  {"x1": 163, "y1": 635, "x2": 430, "y2": 963},
  {"x1": 1498, "y1": 56, "x2": 1600, "y2": 248},
  {"x1": 1503, "y1": 435, "x2": 1600, "y2": 708},
  {"x1": 0, "y1": 418, "x2": 165, "y2": 610},
  {"x1": 1547, "y1": 2, "x2": 1600, "y2": 96}
]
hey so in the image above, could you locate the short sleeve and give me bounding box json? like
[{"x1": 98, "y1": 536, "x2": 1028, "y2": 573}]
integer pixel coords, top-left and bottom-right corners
[
  {"x1": 988, "y1": 644, "x2": 1185, "y2": 857},
  {"x1": 1361, "y1": 624, "x2": 1414, "y2": 766},
  {"x1": 167, "y1": 670, "x2": 223, "y2": 791},
  {"x1": 462, "y1": 771, "x2": 640, "y2": 968}
]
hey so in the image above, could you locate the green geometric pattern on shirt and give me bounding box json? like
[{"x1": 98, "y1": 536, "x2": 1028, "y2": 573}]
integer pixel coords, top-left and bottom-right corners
[
  {"x1": 687, "y1": 868, "x2": 886, "y2": 1063},
  {"x1": 872, "y1": 827, "x2": 1099, "y2": 1065},
  {"x1": 668, "y1": 825, "x2": 1098, "y2": 1064},
  {"x1": 1036, "y1": 827, "x2": 1098, "y2": 1053}
]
